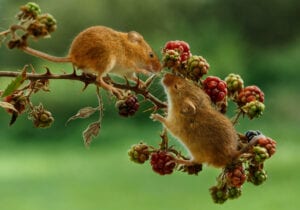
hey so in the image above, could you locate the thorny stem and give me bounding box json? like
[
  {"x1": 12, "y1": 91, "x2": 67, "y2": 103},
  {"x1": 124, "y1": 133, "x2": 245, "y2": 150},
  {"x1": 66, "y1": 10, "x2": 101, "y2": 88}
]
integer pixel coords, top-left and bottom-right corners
[
  {"x1": 103, "y1": 76, "x2": 167, "y2": 110},
  {"x1": 0, "y1": 67, "x2": 167, "y2": 110}
]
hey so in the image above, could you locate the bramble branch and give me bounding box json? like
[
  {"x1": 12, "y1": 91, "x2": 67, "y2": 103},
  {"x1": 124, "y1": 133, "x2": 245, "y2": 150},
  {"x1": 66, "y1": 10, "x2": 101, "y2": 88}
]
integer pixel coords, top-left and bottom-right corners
[{"x1": 0, "y1": 66, "x2": 167, "y2": 110}]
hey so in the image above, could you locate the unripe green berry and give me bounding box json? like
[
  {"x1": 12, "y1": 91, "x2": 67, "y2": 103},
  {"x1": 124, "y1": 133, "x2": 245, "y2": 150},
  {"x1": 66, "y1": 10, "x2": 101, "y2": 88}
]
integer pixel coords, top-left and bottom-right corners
[
  {"x1": 225, "y1": 73, "x2": 244, "y2": 98},
  {"x1": 210, "y1": 186, "x2": 228, "y2": 204},
  {"x1": 186, "y1": 55, "x2": 210, "y2": 81},
  {"x1": 128, "y1": 143, "x2": 150, "y2": 164},
  {"x1": 228, "y1": 187, "x2": 242, "y2": 199},
  {"x1": 241, "y1": 100, "x2": 265, "y2": 119},
  {"x1": 18, "y1": 2, "x2": 41, "y2": 19}
]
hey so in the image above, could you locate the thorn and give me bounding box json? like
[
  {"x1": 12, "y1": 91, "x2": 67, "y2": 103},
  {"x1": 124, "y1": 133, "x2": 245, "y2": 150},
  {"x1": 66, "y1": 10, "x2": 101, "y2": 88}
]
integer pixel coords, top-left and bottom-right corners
[
  {"x1": 144, "y1": 74, "x2": 156, "y2": 88},
  {"x1": 72, "y1": 65, "x2": 77, "y2": 75},
  {"x1": 44, "y1": 67, "x2": 52, "y2": 75},
  {"x1": 124, "y1": 76, "x2": 130, "y2": 86},
  {"x1": 82, "y1": 82, "x2": 89, "y2": 91},
  {"x1": 29, "y1": 64, "x2": 35, "y2": 73},
  {"x1": 142, "y1": 106, "x2": 155, "y2": 113}
]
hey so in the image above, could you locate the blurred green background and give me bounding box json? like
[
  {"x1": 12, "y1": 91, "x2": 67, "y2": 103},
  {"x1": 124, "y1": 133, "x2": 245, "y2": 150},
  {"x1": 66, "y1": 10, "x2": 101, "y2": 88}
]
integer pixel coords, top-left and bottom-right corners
[{"x1": 0, "y1": 0, "x2": 299, "y2": 209}]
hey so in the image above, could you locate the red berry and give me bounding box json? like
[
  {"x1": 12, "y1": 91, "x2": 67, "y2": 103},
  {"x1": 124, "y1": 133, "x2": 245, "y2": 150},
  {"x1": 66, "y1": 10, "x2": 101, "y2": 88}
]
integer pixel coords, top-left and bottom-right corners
[
  {"x1": 203, "y1": 76, "x2": 228, "y2": 103},
  {"x1": 180, "y1": 52, "x2": 191, "y2": 62},
  {"x1": 256, "y1": 136, "x2": 277, "y2": 157},
  {"x1": 150, "y1": 151, "x2": 176, "y2": 175},
  {"x1": 237, "y1": 85, "x2": 264, "y2": 106},
  {"x1": 163, "y1": 40, "x2": 190, "y2": 54},
  {"x1": 226, "y1": 164, "x2": 246, "y2": 188},
  {"x1": 162, "y1": 40, "x2": 191, "y2": 64}
]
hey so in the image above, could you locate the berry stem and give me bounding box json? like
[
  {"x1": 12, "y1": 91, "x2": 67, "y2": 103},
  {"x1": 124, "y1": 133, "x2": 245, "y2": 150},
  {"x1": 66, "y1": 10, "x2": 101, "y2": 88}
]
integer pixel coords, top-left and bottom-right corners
[
  {"x1": 232, "y1": 110, "x2": 243, "y2": 125},
  {"x1": 159, "y1": 128, "x2": 169, "y2": 150},
  {"x1": 96, "y1": 86, "x2": 104, "y2": 126}
]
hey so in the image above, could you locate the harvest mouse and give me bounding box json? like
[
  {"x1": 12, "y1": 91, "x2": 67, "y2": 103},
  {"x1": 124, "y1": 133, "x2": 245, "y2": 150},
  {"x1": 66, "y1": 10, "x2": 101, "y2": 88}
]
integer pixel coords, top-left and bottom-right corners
[
  {"x1": 21, "y1": 26, "x2": 162, "y2": 96},
  {"x1": 151, "y1": 73, "x2": 240, "y2": 168}
]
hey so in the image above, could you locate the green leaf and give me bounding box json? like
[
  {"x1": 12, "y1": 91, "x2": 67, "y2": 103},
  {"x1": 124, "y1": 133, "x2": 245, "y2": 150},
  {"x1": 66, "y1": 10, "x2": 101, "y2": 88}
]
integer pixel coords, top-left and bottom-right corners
[{"x1": 1, "y1": 71, "x2": 26, "y2": 98}]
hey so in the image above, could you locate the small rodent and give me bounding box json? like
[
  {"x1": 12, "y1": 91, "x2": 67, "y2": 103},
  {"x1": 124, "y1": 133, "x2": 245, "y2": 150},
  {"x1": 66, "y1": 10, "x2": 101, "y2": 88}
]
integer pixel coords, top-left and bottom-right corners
[
  {"x1": 151, "y1": 73, "x2": 240, "y2": 168},
  {"x1": 21, "y1": 26, "x2": 162, "y2": 95}
]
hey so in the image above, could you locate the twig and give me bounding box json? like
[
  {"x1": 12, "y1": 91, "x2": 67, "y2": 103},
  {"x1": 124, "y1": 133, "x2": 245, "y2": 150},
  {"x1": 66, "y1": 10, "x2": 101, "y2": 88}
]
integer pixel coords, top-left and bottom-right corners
[
  {"x1": 232, "y1": 110, "x2": 243, "y2": 125},
  {"x1": 0, "y1": 68, "x2": 167, "y2": 110},
  {"x1": 104, "y1": 76, "x2": 167, "y2": 110}
]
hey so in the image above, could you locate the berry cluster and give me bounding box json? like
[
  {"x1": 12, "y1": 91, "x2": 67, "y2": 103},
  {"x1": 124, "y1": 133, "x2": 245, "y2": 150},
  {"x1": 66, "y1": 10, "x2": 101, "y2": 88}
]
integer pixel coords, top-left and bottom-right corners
[
  {"x1": 127, "y1": 40, "x2": 277, "y2": 204},
  {"x1": 115, "y1": 94, "x2": 140, "y2": 117},
  {"x1": 128, "y1": 142, "x2": 150, "y2": 164},
  {"x1": 4, "y1": 91, "x2": 27, "y2": 114},
  {"x1": 28, "y1": 103, "x2": 54, "y2": 128},
  {"x1": 150, "y1": 151, "x2": 176, "y2": 175},
  {"x1": 210, "y1": 163, "x2": 246, "y2": 203},
  {"x1": 0, "y1": 5, "x2": 278, "y2": 204},
  {"x1": 235, "y1": 85, "x2": 265, "y2": 119},
  {"x1": 162, "y1": 40, "x2": 210, "y2": 82},
  {"x1": 203, "y1": 76, "x2": 228, "y2": 103},
  {"x1": 7, "y1": 2, "x2": 57, "y2": 49},
  {"x1": 162, "y1": 40, "x2": 191, "y2": 63},
  {"x1": 1, "y1": 68, "x2": 53, "y2": 127},
  {"x1": 162, "y1": 41, "x2": 265, "y2": 120},
  {"x1": 226, "y1": 164, "x2": 247, "y2": 188},
  {"x1": 128, "y1": 132, "x2": 203, "y2": 176},
  {"x1": 209, "y1": 130, "x2": 277, "y2": 203}
]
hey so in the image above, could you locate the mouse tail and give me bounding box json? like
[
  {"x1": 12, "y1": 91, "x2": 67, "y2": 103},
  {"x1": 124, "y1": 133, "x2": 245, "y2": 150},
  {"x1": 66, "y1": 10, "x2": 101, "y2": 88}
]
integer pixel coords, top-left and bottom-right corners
[{"x1": 21, "y1": 46, "x2": 71, "y2": 63}]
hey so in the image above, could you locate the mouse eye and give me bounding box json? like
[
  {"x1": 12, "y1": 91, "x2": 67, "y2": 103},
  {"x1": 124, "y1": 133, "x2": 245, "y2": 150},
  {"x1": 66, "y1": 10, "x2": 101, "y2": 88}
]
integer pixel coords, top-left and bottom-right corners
[
  {"x1": 149, "y1": 52, "x2": 154, "y2": 58},
  {"x1": 174, "y1": 84, "x2": 178, "y2": 89}
]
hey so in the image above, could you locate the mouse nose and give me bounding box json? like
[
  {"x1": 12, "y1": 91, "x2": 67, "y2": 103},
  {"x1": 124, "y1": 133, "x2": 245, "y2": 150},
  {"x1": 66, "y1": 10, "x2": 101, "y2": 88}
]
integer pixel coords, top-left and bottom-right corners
[
  {"x1": 149, "y1": 58, "x2": 162, "y2": 72},
  {"x1": 162, "y1": 73, "x2": 174, "y2": 86}
]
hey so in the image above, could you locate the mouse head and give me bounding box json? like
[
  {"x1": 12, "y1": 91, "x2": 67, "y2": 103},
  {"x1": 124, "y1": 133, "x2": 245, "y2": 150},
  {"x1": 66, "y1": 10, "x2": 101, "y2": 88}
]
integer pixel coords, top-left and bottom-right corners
[
  {"x1": 126, "y1": 31, "x2": 162, "y2": 73},
  {"x1": 162, "y1": 73, "x2": 211, "y2": 113},
  {"x1": 162, "y1": 73, "x2": 191, "y2": 94}
]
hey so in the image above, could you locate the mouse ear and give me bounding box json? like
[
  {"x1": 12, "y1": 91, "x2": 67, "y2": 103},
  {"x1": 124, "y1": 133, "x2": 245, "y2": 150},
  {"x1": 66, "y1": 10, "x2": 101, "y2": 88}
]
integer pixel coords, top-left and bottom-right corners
[
  {"x1": 181, "y1": 99, "x2": 196, "y2": 115},
  {"x1": 128, "y1": 31, "x2": 143, "y2": 43}
]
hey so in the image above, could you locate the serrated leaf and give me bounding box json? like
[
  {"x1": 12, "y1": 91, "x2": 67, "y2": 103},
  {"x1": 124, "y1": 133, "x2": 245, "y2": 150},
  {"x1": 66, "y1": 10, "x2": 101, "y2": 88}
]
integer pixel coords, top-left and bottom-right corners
[
  {"x1": 65, "y1": 106, "x2": 98, "y2": 126},
  {"x1": 1, "y1": 71, "x2": 26, "y2": 98},
  {"x1": 82, "y1": 121, "x2": 101, "y2": 148},
  {"x1": 0, "y1": 101, "x2": 18, "y2": 112}
]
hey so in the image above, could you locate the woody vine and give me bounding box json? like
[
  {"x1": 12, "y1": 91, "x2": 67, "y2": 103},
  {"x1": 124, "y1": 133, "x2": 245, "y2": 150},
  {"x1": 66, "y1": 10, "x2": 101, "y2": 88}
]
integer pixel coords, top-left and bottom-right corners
[{"x1": 0, "y1": 2, "x2": 277, "y2": 204}]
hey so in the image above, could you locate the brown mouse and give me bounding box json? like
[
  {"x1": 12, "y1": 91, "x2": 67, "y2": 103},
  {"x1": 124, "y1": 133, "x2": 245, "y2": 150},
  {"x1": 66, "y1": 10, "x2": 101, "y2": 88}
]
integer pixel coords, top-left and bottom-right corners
[
  {"x1": 21, "y1": 26, "x2": 162, "y2": 96},
  {"x1": 151, "y1": 73, "x2": 240, "y2": 168}
]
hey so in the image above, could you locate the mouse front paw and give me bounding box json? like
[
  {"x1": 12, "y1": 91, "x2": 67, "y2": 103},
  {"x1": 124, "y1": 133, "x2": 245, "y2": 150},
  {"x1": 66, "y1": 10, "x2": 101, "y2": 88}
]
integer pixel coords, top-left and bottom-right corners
[{"x1": 150, "y1": 113, "x2": 165, "y2": 123}]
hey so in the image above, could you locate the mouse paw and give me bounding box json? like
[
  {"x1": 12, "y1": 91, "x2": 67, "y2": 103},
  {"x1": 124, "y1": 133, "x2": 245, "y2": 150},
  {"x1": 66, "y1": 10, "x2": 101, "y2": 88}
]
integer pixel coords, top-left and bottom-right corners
[
  {"x1": 150, "y1": 113, "x2": 165, "y2": 123},
  {"x1": 175, "y1": 158, "x2": 196, "y2": 166}
]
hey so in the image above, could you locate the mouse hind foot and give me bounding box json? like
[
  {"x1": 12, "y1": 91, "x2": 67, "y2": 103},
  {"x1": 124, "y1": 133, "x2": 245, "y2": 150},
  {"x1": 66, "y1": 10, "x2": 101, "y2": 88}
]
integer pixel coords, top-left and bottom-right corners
[{"x1": 97, "y1": 76, "x2": 123, "y2": 98}]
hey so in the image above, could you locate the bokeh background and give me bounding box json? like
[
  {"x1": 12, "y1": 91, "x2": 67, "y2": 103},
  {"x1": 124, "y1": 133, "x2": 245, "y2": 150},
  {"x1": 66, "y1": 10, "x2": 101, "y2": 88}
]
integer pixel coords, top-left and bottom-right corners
[{"x1": 0, "y1": 0, "x2": 299, "y2": 210}]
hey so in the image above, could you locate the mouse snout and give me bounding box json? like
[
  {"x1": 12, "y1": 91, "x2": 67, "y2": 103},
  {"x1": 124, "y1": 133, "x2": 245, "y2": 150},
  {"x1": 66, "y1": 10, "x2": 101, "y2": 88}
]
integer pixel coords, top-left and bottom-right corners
[
  {"x1": 150, "y1": 60, "x2": 162, "y2": 73},
  {"x1": 162, "y1": 73, "x2": 175, "y2": 87}
]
